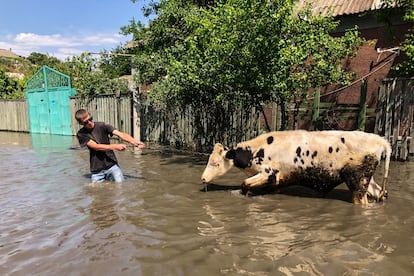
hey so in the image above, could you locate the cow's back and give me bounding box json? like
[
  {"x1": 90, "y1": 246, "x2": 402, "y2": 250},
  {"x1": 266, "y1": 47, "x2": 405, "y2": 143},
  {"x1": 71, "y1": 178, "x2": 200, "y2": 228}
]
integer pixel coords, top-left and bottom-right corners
[{"x1": 237, "y1": 130, "x2": 385, "y2": 171}]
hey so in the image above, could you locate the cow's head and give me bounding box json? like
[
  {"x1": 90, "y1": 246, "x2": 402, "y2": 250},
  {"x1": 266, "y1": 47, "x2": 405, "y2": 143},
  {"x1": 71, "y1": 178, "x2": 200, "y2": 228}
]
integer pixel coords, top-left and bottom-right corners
[{"x1": 201, "y1": 143, "x2": 234, "y2": 183}]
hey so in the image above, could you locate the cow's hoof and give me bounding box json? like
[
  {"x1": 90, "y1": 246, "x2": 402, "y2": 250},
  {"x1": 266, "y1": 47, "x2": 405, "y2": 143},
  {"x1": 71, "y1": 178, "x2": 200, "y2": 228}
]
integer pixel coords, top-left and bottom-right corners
[
  {"x1": 241, "y1": 185, "x2": 249, "y2": 195},
  {"x1": 378, "y1": 190, "x2": 388, "y2": 201}
]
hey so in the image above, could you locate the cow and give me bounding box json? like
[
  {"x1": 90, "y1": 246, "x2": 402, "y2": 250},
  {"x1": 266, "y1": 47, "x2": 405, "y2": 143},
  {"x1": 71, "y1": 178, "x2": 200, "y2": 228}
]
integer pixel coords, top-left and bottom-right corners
[{"x1": 201, "y1": 130, "x2": 392, "y2": 204}]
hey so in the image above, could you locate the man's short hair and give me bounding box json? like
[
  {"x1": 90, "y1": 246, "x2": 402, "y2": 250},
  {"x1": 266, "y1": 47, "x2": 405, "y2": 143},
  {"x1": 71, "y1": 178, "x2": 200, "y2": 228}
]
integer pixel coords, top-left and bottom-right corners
[{"x1": 75, "y1": 109, "x2": 89, "y2": 122}]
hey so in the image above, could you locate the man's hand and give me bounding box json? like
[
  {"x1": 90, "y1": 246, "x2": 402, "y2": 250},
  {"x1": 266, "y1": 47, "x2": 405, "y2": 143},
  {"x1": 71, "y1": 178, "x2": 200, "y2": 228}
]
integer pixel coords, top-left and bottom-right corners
[
  {"x1": 112, "y1": 130, "x2": 146, "y2": 149},
  {"x1": 112, "y1": 144, "x2": 127, "y2": 151},
  {"x1": 133, "y1": 141, "x2": 146, "y2": 149}
]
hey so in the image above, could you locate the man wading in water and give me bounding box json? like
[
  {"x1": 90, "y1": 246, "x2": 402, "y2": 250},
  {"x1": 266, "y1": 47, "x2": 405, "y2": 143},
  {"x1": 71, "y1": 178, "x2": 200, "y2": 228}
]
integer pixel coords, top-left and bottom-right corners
[{"x1": 75, "y1": 108, "x2": 145, "y2": 183}]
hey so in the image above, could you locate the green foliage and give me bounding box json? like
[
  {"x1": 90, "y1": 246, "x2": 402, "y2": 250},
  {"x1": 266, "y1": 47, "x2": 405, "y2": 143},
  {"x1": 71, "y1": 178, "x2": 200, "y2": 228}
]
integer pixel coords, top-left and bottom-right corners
[
  {"x1": 98, "y1": 46, "x2": 132, "y2": 78},
  {"x1": 383, "y1": 0, "x2": 414, "y2": 77},
  {"x1": 0, "y1": 49, "x2": 131, "y2": 99},
  {"x1": 27, "y1": 52, "x2": 61, "y2": 69},
  {"x1": 0, "y1": 68, "x2": 24, "y2": 99},
  {"x1": 392, "y1": 31, "x2": 414, "y2": 76},
  {"x1": 0, "y1": 56, "x2": 38, "y2": 79},
  {"x1": 59, "y1": 53, "x2": 129, "y2": 96},
  {"x1": 122, "y1": 0, "x2": 198, "y2": 90},
  {"x1": 125, "y1": 0, "x2": 362, "y2": 128}
]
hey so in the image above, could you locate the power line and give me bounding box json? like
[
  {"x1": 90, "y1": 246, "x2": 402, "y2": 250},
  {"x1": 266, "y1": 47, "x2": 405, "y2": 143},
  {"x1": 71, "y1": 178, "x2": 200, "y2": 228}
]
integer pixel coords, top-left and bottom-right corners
[{"x1": 307, "y1": 52, "x2": 398, "y2": 100}]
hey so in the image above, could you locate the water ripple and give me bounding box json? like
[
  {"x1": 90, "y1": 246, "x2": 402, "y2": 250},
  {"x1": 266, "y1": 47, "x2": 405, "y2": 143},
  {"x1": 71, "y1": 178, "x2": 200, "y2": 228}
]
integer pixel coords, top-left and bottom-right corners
[{"x1": 0, "y1": 132, "x2": 414, "y2": 275}]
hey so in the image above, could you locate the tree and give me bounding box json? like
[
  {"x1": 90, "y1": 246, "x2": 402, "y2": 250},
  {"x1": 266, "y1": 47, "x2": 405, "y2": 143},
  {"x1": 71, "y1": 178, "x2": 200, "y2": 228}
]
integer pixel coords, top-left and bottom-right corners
[
  {"x1": 27, "y1": 52, "x2": 62, "y2": 69},
  {"x1": 122, "y1": 0, "x2": 199, "y2": 87},
  {"x1": 386, "y1": 0, "x2": 414, "y2": 77},
  {"x1": 125, "y1": 0, "x2": 362, "y2": 130},
  {"x1": 58, "y1": 53, "x2": 129, "y2": 96},
  {"x1": 1, "y1": 48, "x2": 133, "y2": 99},
  {"x1": 98, "y1": 45, "x2": 133, "y2": 78}
]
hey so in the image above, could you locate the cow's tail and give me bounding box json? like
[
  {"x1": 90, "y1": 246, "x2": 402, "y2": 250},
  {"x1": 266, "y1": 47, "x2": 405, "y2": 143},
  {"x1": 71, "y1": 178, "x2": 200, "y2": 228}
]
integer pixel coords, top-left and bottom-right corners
[{"x1": 380, "y1": 138, "x2": 392, "y2": 200}]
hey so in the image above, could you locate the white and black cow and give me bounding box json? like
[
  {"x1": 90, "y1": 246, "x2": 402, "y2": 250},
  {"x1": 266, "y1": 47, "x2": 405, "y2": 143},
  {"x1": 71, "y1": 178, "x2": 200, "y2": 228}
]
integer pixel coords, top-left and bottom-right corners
[{"x1": 201, "y1": 130, "x2": 391, "y2": 204}]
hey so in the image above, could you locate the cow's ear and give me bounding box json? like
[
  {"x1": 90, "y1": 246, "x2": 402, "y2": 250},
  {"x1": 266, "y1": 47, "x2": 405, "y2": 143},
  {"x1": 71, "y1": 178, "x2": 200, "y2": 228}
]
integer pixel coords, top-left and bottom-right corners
[
  {"x1": 225, "y1": 149, "x2": 235, "y2": 160},
  {"x1": 214, "y1": 143, "x2": 224, "y2": 152}
]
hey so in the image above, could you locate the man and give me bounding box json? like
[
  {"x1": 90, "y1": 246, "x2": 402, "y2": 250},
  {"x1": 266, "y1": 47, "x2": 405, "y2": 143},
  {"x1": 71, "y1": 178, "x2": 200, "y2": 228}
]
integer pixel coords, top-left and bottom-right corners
[{"x1": 75, "y1": 108, "x2": 145, "y2": 183}]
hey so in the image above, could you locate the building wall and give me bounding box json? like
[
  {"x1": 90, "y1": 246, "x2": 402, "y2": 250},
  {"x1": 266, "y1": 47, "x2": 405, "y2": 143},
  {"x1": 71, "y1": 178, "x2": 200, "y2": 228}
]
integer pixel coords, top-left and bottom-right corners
[{"x1": 318, "y1": 15, "x2": 412, "y2": 131}]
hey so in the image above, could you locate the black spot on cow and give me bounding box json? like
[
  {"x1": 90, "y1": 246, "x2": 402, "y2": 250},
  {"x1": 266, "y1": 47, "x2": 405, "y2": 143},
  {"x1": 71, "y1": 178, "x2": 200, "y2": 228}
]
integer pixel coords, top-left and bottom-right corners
[
  {"x1": 283, "y1": 166, "x2": 342, "y2": 194},
  {"x1": 267, "y1": 136, "x2": 274, "y2": 145},
  {"x1": 336, "y1": 147, "x2": 340, "y2": 152},
  {"x1": 311, "y1": 151, "x2": 318, "y2": 159},
  {"x1": 306, "y1": 150, "x2": 310, "y2": 156},
  {"x1": 341, "y1": 137, "x2": 346, "y2": 144},
  {"x1": 267, "y1": 169, "x2": 279, "y2": 185},
  {"x1": 301, "y1": 159, "x2": 305, "y2": 165},
  {"x1": 226, "y1": 148, "x2": 253, "y2": 169},
  {"x1": 296, "y1": 146, "x2": 302, "y2": 157},
  {"x1": 225, "y1": 149, "x2": 235, "y2": 159},
  {"x1": 255, "y1": 148, "x2": 265, "y2": 165},
  {"x1": 294, "y1": 157, "x2": 298, "y2": 163},
  {"x1": 329, "y1": 147, "x2": 333, "y2": 153},
  {"x1": 268, "y1": 156, "x2": 272, "y2": 161},
  {"x1": 265, "y1": 168, "x2": 270, "y2": 173}
]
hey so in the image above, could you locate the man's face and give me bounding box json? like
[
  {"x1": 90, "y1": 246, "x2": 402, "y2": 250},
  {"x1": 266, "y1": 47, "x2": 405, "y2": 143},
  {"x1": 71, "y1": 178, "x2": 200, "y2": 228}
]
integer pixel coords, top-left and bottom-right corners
[{"x1": 78, "y1": 114, "x2": 94, "y2": 129}]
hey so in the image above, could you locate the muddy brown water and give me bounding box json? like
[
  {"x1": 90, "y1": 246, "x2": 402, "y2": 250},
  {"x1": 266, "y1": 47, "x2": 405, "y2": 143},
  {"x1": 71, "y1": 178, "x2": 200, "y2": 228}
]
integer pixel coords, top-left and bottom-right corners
[{"x1": 0, "y1": 132, "x2": 413, "y2": 275}]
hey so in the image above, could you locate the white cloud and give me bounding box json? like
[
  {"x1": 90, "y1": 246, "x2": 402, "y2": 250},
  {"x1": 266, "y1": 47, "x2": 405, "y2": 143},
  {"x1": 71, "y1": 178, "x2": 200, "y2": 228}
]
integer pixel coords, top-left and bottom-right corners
[
  {"x1": 14, "y1": 33, "x2": 78, "y2": 47},
  {"x1": 82, "y1": 34, "x2": 124, "y2": 46},
  {"x1": 0, "y1": 32, "x2": 130, "y2": 60}
]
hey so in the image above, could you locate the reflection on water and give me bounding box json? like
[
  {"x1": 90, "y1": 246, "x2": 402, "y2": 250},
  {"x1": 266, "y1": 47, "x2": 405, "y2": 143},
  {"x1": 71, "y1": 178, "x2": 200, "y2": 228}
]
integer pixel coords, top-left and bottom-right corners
[{"x1": 0, "y1": 132, "x2": 413, "y2": 275}]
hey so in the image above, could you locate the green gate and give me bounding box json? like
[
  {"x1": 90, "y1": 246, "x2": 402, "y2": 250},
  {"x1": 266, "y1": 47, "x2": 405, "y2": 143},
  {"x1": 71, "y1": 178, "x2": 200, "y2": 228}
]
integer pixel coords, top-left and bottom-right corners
[{"x1": 25, "y1": 66, "x2": 76, "y2": 135}]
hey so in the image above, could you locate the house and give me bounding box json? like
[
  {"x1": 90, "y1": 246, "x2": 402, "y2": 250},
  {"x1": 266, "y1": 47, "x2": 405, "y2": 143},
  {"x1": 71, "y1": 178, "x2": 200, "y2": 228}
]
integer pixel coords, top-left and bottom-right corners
[
  {"x1": 295, "y1": 0, "x2": 413, "y2": 131},
  {"x1": 0, "y1": 48, "x2": 20, "y2": 59}
]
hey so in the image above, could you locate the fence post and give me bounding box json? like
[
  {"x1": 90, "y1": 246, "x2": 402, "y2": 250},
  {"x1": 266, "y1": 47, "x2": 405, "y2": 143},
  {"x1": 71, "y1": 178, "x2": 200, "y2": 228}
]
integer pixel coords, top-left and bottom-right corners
[
  {"x1": 358, "y1": 79, "x2": 367, "y2": 131},
  {"x1": 312, "y1": 89, "x2": 320, "y2": 130}
]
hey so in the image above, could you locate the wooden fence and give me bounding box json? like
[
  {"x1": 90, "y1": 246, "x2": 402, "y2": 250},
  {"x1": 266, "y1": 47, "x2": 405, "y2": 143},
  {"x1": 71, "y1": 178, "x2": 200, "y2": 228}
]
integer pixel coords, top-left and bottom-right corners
[
  {"x1": 0, "y1": 95, "x2": 133, "y2": 136},
  {"x1": 375, "y1": 78, "x2": 413, "y2": 160},
  {"x1": 0, "y1": 99, "x2": 29, "y2": 132},
  {"x1": 292, "y1": 80, "x2": 375, "y2": 131},
  {"x1": 0, "y1": 77, "x2": 412, "y2": 159},
  {"x1": 140, "y1": 102, "x2": 263, "y2": 151},
  {"x1": 69, "y1": 94, "x2": 133, "y2": 136}
]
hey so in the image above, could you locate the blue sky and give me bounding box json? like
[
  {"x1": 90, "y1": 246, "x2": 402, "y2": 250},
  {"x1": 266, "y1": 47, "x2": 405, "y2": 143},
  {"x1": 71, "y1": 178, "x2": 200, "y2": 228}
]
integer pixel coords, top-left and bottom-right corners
[{"x1": 0, "y1": 0, "x2": 151, "y2": 60}]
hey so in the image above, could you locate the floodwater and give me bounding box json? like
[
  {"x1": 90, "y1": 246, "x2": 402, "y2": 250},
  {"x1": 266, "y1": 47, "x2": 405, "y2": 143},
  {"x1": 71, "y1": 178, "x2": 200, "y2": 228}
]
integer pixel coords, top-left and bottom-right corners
[{"x1": 0, "y1": 132, "x2": 413, "y2": 276}]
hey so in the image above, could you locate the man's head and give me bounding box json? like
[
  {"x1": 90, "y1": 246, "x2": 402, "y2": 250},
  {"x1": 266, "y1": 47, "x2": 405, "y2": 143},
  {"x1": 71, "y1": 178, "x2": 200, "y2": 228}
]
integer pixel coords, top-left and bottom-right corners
[{"x1": 75, "y1": 109, "x2": 94, "y2": 128}]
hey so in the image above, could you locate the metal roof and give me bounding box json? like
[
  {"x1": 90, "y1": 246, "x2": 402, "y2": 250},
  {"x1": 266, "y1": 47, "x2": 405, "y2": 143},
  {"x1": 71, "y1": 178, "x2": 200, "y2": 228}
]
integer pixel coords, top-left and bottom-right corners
[{"x1": 295, "y1": 0, "x2": 394, "y2": 17}]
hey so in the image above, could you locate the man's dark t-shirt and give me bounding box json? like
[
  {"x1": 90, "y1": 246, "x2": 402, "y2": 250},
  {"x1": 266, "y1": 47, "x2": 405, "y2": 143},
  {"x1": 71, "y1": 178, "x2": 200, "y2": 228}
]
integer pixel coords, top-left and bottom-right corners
[{"x1": 77, "y1": 122, "x2": 118, "y2": 173}]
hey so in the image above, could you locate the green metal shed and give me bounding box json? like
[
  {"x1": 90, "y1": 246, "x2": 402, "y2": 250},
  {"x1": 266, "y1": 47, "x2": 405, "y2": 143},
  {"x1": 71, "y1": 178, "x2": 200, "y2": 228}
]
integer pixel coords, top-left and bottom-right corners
[{"x1": 25, "y1": 66, "x2": 76, "y2": 135}]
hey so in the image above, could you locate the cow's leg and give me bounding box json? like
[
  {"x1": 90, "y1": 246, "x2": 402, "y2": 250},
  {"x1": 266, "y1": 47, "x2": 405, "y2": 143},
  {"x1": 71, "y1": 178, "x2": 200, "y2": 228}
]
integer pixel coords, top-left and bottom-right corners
[
  {"x1": 241, "y1": 167, "x2": 279, "y2": 195},
  {"x1": 366, "y1": 177, "x2": 387, "y2": 202},
  {"x1": 346, "y1": 176, "x2": 370, "y2": 204},
  {"x1": 343, "y1": 155, "x2": 379, "y2": 205},
  {"x1": 241, "y1": 174, "x2": 269, "y2": 194}
]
